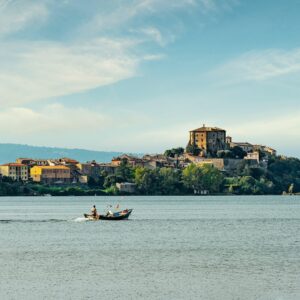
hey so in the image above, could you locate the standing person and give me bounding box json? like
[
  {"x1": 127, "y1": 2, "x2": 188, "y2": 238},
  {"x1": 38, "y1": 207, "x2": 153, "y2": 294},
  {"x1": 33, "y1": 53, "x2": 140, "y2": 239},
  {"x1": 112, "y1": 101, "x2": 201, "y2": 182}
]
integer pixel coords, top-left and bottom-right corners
[{"x1": 91, "y1": 205, "x2": 98, "y2": 218}]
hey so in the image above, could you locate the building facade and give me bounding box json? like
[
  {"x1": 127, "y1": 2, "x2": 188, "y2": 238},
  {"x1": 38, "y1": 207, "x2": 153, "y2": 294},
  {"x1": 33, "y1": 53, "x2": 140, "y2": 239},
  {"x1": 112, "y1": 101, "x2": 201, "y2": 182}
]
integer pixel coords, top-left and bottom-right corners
[
  {"x1": 111, "y1": 154, "x2": 145, "y2": 168},
  {"x1": 229, "y1": 142, "x2": 254, "y2": 153},
  {"x1": 245, "y1": 151, "x2": 260, "y2": 162},
  {"x1": 30, "y1": 166, "x2": 71, "y2": 184},
  {"x1": 116, "y1": 182, "x2": 137, "y2": 194},
  {"x1": 189, "y1": 125, "x2": 226, "y2": 155},
  {"x1": 16, "y1": 158, "x2": 36, "y2": 165},
  {"x1": 253, "y1": 145, "x2": 277, "y2": 156},
  {"x1": 0, "y1": 163, "x2": 29, "y2": 181}
]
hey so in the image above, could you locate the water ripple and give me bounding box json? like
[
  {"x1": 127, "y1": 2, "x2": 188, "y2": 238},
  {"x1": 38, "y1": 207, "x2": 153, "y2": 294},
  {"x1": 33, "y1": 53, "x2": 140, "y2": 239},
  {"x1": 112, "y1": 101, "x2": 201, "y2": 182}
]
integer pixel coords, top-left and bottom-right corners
[{"x1": 0, "y1": 219, "x2": 66, "y2": 223}]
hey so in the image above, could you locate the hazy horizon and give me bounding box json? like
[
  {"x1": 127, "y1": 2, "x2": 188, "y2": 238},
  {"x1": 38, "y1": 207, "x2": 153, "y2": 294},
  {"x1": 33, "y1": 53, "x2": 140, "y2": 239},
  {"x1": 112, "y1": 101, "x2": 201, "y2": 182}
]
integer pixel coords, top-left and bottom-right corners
[{"x1": 0, "y1": 0, "x2": 299, "y2": 157}]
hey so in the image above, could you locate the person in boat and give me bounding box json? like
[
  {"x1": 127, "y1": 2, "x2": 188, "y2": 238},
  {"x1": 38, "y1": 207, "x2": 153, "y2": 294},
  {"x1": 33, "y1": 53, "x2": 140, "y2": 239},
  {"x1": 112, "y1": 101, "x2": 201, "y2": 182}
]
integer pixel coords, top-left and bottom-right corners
[
  {"x1": 106, "y1": 210, "x2": 113, "y2": 217},
  {"x1": 91, "y1": 205, "x2": 98, "y2": 218}
]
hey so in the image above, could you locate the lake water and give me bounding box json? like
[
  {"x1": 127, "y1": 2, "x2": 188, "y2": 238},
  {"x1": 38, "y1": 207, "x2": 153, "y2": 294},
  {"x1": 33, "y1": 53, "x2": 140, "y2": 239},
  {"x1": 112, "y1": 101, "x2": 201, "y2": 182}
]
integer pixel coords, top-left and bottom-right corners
[{"x1": 0, "y1": 196, "x2": 299, "y2": 300}]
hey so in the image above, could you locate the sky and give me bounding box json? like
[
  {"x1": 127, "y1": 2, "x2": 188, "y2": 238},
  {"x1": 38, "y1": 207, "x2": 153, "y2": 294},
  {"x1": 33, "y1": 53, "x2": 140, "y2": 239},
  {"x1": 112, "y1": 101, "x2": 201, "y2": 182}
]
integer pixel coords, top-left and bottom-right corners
[{"x1": 0, "y1": 0, "x2": 300, "y2": 156}]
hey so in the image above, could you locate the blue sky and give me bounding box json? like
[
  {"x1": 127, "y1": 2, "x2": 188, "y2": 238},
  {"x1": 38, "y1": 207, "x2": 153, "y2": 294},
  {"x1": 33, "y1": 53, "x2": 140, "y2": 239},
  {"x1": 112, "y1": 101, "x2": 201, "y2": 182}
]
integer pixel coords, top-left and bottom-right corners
[{"x1": 0, "y1": 0, "x2": 300, "y2": 156}]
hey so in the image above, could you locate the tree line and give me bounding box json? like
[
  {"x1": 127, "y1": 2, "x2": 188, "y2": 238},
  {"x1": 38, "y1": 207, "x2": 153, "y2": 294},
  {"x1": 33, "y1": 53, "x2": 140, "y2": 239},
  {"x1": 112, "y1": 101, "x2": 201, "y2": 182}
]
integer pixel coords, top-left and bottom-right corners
[
  {"x1": 88, "y1": 155, "x2": 300, "y2": 195},
  {"x1": 0, "y1": 153, "x2": 299, "y2": 196}
]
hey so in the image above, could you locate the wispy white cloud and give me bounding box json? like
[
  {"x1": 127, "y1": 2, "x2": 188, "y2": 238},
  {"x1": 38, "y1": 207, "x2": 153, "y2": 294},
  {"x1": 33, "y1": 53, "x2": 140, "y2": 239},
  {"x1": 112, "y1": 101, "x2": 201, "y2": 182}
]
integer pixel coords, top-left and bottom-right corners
[
  {"x1": 142, "y1": 53, "x2": 165, "y2": 61},
  {"x1": 0, "y1": 0, "x2": 243, "y2": 153},
  {"x1": 0, "y1": 104, "x2": 154, "y2": 150},
  {"x1": 137, "y1": 27, "x2": 168, "y2": 46},
  {"x1": 131, "y1": 0, "x2": 227, "y2": 13},
  {"x1": 84, "y1": 0, "x2": 236, "y2": 35},
  {"x1": 0, "y1": 104, "x2": 118, "y2": 150},
  {"x1": 0, "y1": 0, "x2": 48, "y2": 37},
  {"x1": 0, "y1": 104, "x2": 111, "y2": 135},
  {"x1": 132, "y1": 26, "x2": 179, "y2": 47},
  {"x1": 225, "y1": 111, "x2": 300, "y2": 155},
  {"x1": 213, "y1": 48, "x2": 300, "y2": 83},
  {"x1": 0, "y1": 38, "x2": 144, "y2": 106},
  {"x1": 137, "y1": 0, "x2": 239, "y2": 13},
  {"x1": 228, "y1": 112, "x2": 300, "y2": 138},
  {"x1": 111, "y1": 112, "x2": 300, "y2": 153},
  {"x1": 0, "y1": 0, "x2": 239, "y2": 107},
  {"x1": 81, "y1": 0, "x2": 194, "y2": 36}
]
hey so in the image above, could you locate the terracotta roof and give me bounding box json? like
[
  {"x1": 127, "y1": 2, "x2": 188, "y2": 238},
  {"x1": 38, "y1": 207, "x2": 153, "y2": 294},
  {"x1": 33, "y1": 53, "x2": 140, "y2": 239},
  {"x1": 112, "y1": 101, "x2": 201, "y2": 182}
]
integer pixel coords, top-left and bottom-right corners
[
  {"x1": 32, "y1": 166, "x2": 70, "y2": 170},
  {"x1": 190, "y1": 126, "x2": 226, "y2": 132},
  {"x1": 60, "y1": 157, "x2": 79, "y2": 163},
  {"x1": 112, "y1": 154, "x2": 143, "y2": 162}
]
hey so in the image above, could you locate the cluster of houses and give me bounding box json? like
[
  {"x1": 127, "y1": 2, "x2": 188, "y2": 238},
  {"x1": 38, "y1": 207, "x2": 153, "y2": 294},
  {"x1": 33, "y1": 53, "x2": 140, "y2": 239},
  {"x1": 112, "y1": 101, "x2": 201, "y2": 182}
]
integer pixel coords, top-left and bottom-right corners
[
  {"x1": 0, "y1": 158, "x2": 84, "y2": 184},
  {"x1": 0, "y1": 154, "x2": 188, "y2": 185},
  {"x1": 0, "y1": 125, "x2": 277, "y2": 187}
]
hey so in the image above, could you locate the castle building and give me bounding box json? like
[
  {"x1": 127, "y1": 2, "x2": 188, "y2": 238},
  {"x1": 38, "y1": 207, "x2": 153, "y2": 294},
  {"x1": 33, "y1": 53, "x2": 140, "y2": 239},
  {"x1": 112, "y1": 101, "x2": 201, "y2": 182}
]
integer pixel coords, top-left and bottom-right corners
[{"x1": 189, "y1": 125, "x2": 226, "y2": 155}]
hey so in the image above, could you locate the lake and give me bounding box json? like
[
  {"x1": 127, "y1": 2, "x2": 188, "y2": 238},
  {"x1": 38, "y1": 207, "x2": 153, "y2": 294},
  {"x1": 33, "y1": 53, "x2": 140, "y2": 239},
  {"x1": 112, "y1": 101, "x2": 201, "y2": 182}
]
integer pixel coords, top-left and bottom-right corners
[{"x1": 0, "y1": 196, "x2": 299, "y2": 300}]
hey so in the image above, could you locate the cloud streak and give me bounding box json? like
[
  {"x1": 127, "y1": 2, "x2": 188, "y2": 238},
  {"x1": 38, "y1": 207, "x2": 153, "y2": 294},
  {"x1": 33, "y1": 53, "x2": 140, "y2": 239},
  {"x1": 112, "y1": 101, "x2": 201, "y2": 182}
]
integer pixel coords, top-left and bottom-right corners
[
  {"x1": 0, "y1": 38, "x2": 143, "y2": 106},
  {"x1": 214, "y1": 48, "x2": 300, "y2": 83},
  {"x1": 0, "y1": 0, "x2": 48, "y2": 37},
  {"x1": 0, "y1": 0, "x2": 239, "y2": 107},
  {"x1": 0, "y1": 104, "x2": 154, "y2": 151},
  {"x1": 86, "y1": 0, "x2": 236, "y2": 32},
  {"x1": 225, "y1": 111, "x2": 300, "y2": 156},
  {"x1": 0, "y1": 104, "x2": 112, "y2": 134}
]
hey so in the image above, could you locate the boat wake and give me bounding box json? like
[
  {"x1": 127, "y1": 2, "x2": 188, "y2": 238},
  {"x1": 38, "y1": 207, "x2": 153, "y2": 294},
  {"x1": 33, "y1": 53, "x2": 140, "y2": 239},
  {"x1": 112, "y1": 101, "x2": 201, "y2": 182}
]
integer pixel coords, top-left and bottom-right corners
[
  {"x1": 0, "y1": 219, "x2": 66, "y2": 224},
  {"x1": 73, "y1": 217, "x2": 89, "y2": 223}
]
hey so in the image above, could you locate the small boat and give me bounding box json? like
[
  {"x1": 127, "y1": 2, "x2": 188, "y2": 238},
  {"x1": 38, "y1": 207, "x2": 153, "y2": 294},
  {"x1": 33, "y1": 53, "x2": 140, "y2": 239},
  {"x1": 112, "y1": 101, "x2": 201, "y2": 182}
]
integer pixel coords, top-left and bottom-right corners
[{"x1": 83, "y1": 209, "x2": 133, "y2": 221}]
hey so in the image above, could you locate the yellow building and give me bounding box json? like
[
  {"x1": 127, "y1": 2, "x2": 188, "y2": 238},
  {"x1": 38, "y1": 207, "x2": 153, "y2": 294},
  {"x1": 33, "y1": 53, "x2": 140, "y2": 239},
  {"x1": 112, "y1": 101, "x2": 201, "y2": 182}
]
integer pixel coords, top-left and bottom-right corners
[
  {"x1": 189, "y1": 125, "x2": 226, "y2": 155},
  {"x1": 253, "y1": 145, "x2": 277, "y2": 156},
  {"x1": 30, "y1": 166, "x2": 71, "y2": 184},
  {"x1": 0, "y1": 163, "x2": 29, "y2": 181}
]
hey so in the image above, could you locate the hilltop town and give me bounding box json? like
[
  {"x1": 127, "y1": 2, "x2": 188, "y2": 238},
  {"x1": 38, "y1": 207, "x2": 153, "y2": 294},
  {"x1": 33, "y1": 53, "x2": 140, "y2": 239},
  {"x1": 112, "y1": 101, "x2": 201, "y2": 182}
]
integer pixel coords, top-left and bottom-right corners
[{"x1": 0, "y1": 125, "x2": 298, "y2": 196}]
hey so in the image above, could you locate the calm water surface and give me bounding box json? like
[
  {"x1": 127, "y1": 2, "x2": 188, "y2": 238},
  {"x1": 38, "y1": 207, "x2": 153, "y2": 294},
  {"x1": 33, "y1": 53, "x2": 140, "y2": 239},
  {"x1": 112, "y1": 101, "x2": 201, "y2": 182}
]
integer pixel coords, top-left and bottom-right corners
[{"x1": 0, "y1": 196, "x2": 299, "y2": 300}]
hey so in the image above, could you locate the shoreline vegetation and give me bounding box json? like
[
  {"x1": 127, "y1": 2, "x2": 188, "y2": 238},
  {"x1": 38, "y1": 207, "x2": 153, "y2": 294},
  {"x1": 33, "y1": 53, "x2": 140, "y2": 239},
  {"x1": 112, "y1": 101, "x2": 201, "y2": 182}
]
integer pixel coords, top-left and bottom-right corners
[{"x1": 0, "y1": 152, "x2": 299, "y2": 197}]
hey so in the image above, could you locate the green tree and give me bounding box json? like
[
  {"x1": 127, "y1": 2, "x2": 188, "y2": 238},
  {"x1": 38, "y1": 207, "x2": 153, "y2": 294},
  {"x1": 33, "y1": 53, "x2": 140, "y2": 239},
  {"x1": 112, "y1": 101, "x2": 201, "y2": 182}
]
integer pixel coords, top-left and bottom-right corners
[
  {"x1": 183, "y1": 164, "x2": 224, "y2": 194},
  {"x1": 87, "y1": 177, "x2": 97, "y2": 188},
  {"x1": 88, "y1": 172, "x2": 106, "y2": 189},
  {"x1": 186, "y1": 144, "x2": 200, "y2": 156},
  {"x1": 217, "y1": 150, "x2": 234, "y2": 158},
  {"x1": 201, "y1": 164, "x2": 224, "y2": 193},
  {"x1": 164, "y1": 147, "x2": 185, "y2": 158},
  {"x1": 134, "y1": 167, "x2": 162, "y2": 195},
  {"x1": 159, "y1": 168, "x2": 184, "y2": 195},
  {"x1": 103, "y1": 174, "x2": 123, "y2": 189},
  {"x1": 116, "y1": 158, "x2": 134, "y2": 182},
  {"x1": 268, "y1": 156, "x2": 300, "y2": 193},
  {"x1": 237, "y1": 176, "x2": 256, "y2": 194},
  {"x1": 182, "y1": 164, "x2": 204, "y2": 193},
  {"x1": 235, "y1": 176, "x2": 274, "y2": 195},
  {"x1": 248, "y1": 167, "x2": 266, "y2": 180},
  {"x1": 231, "y1": 146, "x2": 247, "y2": 159}
]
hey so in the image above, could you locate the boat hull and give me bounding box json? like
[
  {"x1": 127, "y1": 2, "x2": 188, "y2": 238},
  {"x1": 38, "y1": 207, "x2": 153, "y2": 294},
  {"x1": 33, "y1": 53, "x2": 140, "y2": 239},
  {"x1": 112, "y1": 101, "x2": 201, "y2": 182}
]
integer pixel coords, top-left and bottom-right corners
[{"x1": 84, "y1": 209, "x2": 133, "y2": 221}]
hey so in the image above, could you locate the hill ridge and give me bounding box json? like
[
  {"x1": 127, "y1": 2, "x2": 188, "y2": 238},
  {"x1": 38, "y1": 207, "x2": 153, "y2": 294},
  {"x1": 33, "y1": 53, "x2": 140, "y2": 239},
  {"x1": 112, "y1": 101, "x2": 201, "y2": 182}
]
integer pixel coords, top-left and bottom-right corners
[{"x1": 0, "y1": 143, "x2": 124, "y2": 164}]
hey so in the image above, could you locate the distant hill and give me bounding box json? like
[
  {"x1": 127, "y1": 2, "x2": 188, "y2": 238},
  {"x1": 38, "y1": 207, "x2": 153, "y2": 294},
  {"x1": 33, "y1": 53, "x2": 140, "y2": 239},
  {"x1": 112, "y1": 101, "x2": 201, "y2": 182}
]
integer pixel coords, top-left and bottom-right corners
[{"x1": 0, "y1": 143, "x2": 124, "y2": 164}]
